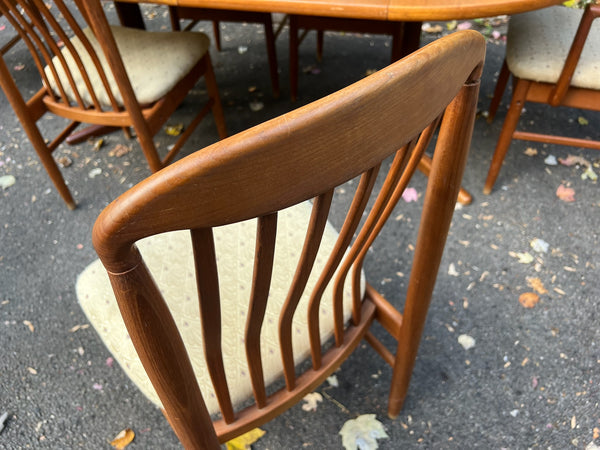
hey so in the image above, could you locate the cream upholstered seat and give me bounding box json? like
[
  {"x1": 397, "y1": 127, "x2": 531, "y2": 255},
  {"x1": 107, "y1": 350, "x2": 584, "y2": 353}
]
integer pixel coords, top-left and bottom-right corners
[
  {"x1": 506, "y1": 6, "x2": 600, "y2": 90},
  {"x1": 77, "y1": 201, "x2": 363, "y2": 415},
  {"x1": 45, "y1": 26, "x2": 210, "y2": 108}
]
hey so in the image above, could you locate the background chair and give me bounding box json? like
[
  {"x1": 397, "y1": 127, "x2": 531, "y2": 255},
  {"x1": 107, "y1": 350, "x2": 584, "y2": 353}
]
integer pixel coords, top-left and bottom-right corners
[
  {"x1": 0, "y1": 0, "x2": 227, "y2": 209},
  {"x1": 77, "y1": 31, "x2": 484, "y2": 448},
  {"x1": 484, "y1": 4, "x2": 600, "y2": 194},
  {"x1": 169, "y1": 7, "x2": 280, "y2": 97},
  {"x1": 288, "y1": 15, "x2": 421, "y2": 101}
]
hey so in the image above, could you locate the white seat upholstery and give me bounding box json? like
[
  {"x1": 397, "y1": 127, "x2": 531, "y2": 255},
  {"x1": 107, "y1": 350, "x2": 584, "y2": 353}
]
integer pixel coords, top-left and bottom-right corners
[
  {"x1": 76, "y1": 201, "x2": 364, "y2": 415},
  {"x1": 45, "y1": 26, "x2": 210, "y2": 108},
  {"x1": 506, "y1": 6, "x2": 600, "y2": 90}
]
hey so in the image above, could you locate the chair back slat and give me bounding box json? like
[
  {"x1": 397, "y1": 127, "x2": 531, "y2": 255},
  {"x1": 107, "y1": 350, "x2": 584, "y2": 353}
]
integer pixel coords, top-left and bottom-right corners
[
  {"x1": 279, "y1": 190, "x2": 333, "y2": 390},
  {"x1": 244, "y1": 213, "x2": 278, "y2": 408},
  {"x1": 340, "y1": 114, "x2": 442, "y2": 324},
  {"x1": 190, "y1": 227, "x2": 236, "y2": 424}
]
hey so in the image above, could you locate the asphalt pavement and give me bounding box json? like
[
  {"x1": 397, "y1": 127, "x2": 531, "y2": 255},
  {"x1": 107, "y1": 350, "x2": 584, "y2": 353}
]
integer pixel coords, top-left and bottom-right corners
[{"x1": 1, "y1": 5, "x2": 599, "y2": 449}]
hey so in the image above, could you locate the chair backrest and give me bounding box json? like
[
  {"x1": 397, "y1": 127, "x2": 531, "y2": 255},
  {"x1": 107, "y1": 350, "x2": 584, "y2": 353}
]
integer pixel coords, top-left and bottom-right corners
[
  {"x1": 0, "y1": 0, "x2": 127, "y2": 112},
  {"x1": 92, "y1": 30, "x2": 485, "y2": 448},
  {"x1": 549, "y1": 3, "x2": 600, "y2": 105}
]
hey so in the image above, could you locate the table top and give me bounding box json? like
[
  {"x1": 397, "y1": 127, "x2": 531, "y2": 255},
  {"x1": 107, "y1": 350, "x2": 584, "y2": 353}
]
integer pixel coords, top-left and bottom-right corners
[{"x1": 131, "y1": 0, "x2": 563, "y2": 21}]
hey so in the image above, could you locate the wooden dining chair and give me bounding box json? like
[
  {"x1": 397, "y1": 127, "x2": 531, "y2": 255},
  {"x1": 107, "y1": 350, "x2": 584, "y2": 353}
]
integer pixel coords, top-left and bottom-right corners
[
  {"x1": 484, "y1": 4, "x2": 600, "y2": 194},
  {"x1": 0, "y1": 0, "x2": 227, "y2": 209},
  {"x1": 169, "y1": 7, "x2": 280, "y2": 97},
  {"x1": 76, "y1": 30, "x2": 485, "y2": 448},
  {"x1": 288, "y1": 15, "x2": 422, "y2": 101}
]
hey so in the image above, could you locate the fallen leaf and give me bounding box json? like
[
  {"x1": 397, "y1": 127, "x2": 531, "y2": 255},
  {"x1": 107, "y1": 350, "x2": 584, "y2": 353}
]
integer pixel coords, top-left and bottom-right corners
[
  {"x1": 421, "y1": 23, "x2": 443, "y2": 33},
  {"x1": 401, "y1": 187, "x2": 418, "y2": 202},
  {"x1": 448, "y1": 263, "x2": 459, "y2": 277},
  {"x1": 339, "y1": 414, "x2": 389, "y2": 450},
  {"x1": 556, "y1": 184, "x2": 575, "y2": 202},
  {"x1": 327, "y1": 375, "x2": 339, "y2": 387},
  {"x1": 526, "y1": 277, "x2": 548, "y2": 294},
  {"x1": 593, "y1": 427, "x2": 600, "y2": 439},
  {"x1": 226, "y1": 428, "x2": 265, "y2": 450},
  {"x1": 530, "y1": 238, "x2": 549, "y2": 253},
  {"x1": 582, "y1": 166, "x2": 598, "y2": 181},
  {"x1": 88, "y1": 168, "x2": 102, "y2": 178},
  {"x1": 93, "y1": 138, "x2": 104, "y2": 151},
  {"x1": 69, "y1": 324, "x2": 90, "y2": 332},
  {"x1": 302, "y1": 392, "x2": 323, "y2": 411},
  {"x1": 446, "y1": 20, "x2": 457, "y2": 30},
  {"x1": 110, "y1": 428, "x2": 135, "y2": 449},
  {"x1": 458, "y1": 334, "x2": 475, "y2": 350},
  {"x1": 457, "y1": 21, "x2": 473, "y2": 30},
  {"x1": 559, "y1": 154, "x2": 590, "y2": 167},
  {"x1": 0, "y1": 175, "x2": 16, "y2": 189},
  {"x1": 165, "y1": 124, "x2": 184, "y2": 136},
  {"x1": 108, "y1": 144, "x2": 131, "y2": 158},
  {"x1": 249, "y1": 100, "x2": 264, "y2": 112},
  {"x1": 57, "y1": 156, "x2": 72, "y2": 167},
  {"x1": 524, "y1": 147, "x2": 538, "y2": 156},
  {"x1": 23, "y1": 320, "x2": 34, "y2": 332},
  {"x1": 509, "y1": 251, "x2": 534, "y2": 264},
  {"x1": 577, "y1": 116, "x2": 589, "y2": 126},
  {"x1": 519, "y1": 292, "x2": 539, "y2": 308},
  {"x1": 27, "y1": 367, "x2": 37, "y2": 375}
]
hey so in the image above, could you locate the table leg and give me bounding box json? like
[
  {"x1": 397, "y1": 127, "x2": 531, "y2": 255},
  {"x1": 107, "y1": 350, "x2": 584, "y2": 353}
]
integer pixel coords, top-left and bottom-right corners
[{"x1": 114, "y1": 2, "x2": 146, "y2": 29}]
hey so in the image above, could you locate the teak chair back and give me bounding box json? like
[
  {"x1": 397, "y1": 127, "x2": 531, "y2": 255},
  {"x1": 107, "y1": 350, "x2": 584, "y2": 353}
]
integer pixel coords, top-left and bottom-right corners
[
  {"x1": 91, "y1": 31, "x2": 484, "y2": 448},
  {"x1": 0, "y1": 0, "x2": 226, "y2": 209},
  {"x1": 484, "y1": 4, "x2": 600, "y2": 194}
]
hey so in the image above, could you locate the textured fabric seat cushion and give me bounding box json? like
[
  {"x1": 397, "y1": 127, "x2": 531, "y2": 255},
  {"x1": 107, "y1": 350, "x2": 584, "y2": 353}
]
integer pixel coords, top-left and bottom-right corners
[
  {"x1": 76, "y1": 202, "x2": 364, "y2": 415},
  {"x1": 44, "y1": 26, "x2": 210, "y2": 108},
  {"x1": 506, "y1": 6, "x2": 600, "y2": 90}
]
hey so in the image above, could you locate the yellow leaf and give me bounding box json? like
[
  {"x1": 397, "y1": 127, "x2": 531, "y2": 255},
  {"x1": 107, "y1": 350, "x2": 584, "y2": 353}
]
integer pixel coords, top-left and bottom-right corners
[
  {"x1": 577, "y1": 116, "x2": 589, "y2": 126},
  {"x1": 110, "y1": 428, "x2": 135, "y2": 449},
  {"x1": 165, "y1": 124, "x2": 184, "y2": 136},
  {"x1": 225, "y1": 428, "x2": 266, "y2": 450}
]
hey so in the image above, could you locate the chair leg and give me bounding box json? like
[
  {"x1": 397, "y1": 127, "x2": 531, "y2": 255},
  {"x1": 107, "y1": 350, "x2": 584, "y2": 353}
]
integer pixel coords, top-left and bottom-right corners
[
  {"x1": 316, "y1": 30, "x2": 324, "y2": 61},
  {"x1": 263, "y1": 15, "x2": 280, "y2": 98},
  {"x1": 483, "y1": 78, "x2": 530, "y2": 195},
  {"x1": 386, "y1": 77, "x2": 480, "y2": 418},
  {"x1": 169, "y1": 6, "x2": 181, "y2": 31},
  {"x1": 289, "y1": 15, "x2": 299, "y2": 101},
  {"x1": 212, "y1": 21, "x2": 221, "y2": 51},
  {"x1": 204, "y1": 53, "x2": 228, "y2": 139},
  {"x1": 487, "y1": 59, "x2": 510, "y2": 123}
]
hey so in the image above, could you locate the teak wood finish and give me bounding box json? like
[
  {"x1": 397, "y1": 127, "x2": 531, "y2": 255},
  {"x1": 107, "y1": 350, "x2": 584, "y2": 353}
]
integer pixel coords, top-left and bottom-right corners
[
  {"x1": 0, "y1": 0, "x2": 227, "y2": 209},
  {"x1": 168, "y1": 7, "x2": 280, "y2": 97},
  {"x1": 92, "y1": 30, "x2": 485, "y2": 448},
  {"x1": 484, "y1": 4, "x2": 600, "y2": 194}
]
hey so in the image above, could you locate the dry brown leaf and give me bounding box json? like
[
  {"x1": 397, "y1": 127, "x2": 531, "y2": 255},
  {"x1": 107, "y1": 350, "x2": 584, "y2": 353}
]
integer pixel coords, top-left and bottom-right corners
[
  {"x1": 526, "y1": 277, "x2": 548, "y2": 294},
  {"x1": 108, "y1": 144, "x2": 131, "y2": 158},
  {"x1": 519, "y1": 292, "x2": 540, "y2": 308},
  {"x1": 110, "y1": 428, "x2": 135, "y2": 449},
  {"x1": 556, "y1": 184, "x2": 575, "y2": 202},
  {"x1": 524, "y1": 147, "x2": 538, "y2": 156}
]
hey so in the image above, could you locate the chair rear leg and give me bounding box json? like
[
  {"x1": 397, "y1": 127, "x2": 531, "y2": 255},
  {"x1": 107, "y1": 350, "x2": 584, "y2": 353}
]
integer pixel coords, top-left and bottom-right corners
[
  {"x1": 487, "y1": 59, "x2": 510, "y2": 123},
  {"x1": 263, "y1": 15, "x2": 280, "y2": 98},
  {"x1": 387, "y1": 74, "x2": 480, "y2": 418},
  {"x1": 316, "y1": 30, "x2": 324, "y2": 61},
  {"x1": 289, "y1": 15, "x2": 299, "y2": 101},
  {"x1": 483, "y1": 78, "x2": 530, "y2": 195},
  {"x1": 204, "y1": 54, "x2": 228, "y2": 139},
  {"x1": 212, "y1": 21, "x2": 221, "y2": 51}
]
